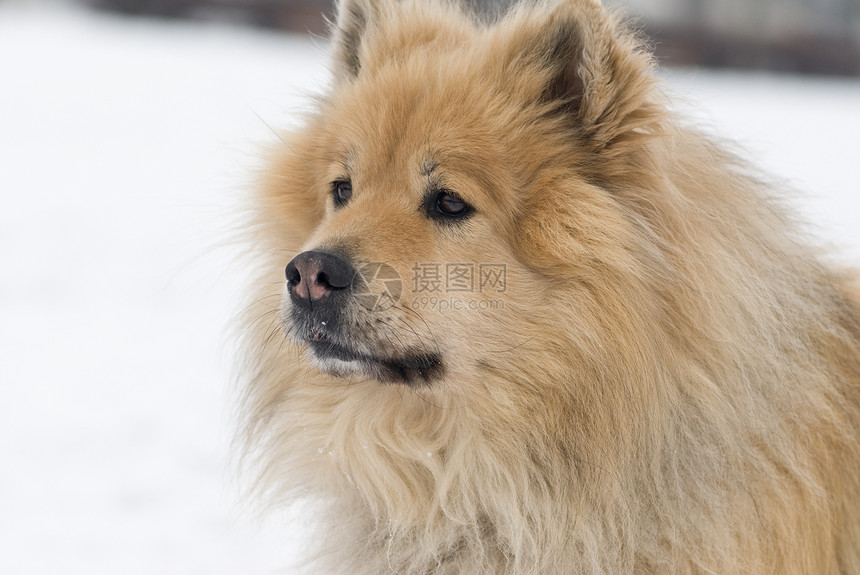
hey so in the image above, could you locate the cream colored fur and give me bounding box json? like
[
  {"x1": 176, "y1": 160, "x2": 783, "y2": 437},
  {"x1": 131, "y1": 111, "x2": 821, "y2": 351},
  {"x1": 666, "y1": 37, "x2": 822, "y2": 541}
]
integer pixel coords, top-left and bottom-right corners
[{"x1": 238, "y1": 0, "x2": 860, "y2": 572}]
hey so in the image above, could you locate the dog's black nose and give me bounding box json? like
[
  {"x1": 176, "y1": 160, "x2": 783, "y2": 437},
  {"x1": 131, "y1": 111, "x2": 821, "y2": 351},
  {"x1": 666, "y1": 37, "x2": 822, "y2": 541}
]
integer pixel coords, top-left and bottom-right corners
[{"x1": 286, "y1": 250, "x2": 355, "y2": 306}]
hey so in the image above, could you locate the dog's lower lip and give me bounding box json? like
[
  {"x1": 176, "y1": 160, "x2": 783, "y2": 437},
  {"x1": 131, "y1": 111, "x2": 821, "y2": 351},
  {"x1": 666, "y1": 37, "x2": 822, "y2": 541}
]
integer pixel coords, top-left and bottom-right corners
[
  {"x1": 309, "y1": 339, "x2": 361, "y2": 362},
  {"x1": 307, "y1": 340, "x2": 443, "y2": 385}
]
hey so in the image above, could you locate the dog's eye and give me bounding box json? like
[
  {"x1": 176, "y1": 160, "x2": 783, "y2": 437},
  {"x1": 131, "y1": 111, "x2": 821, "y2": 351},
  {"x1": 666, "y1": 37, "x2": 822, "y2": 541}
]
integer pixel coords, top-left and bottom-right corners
[
  {"x1": 433, "y1": 191, "x2": 472, "y2": 219},
  {"x1": 332, "y1": 180, "x2": 352, "y2": 207}
]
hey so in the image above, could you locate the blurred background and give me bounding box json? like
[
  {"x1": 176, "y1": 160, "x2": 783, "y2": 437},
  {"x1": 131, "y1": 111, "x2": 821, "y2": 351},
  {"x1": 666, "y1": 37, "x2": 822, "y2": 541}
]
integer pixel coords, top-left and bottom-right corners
[
  {"x1": 1, "y1": 1, "x2": 858, "y2": 574},
  {"x1": 83, "y1": 0, "x2": 860, "y2": 75}
]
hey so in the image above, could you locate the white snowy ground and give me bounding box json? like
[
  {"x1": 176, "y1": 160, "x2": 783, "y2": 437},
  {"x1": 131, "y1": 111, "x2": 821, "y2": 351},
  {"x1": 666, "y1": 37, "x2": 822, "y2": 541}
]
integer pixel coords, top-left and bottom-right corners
[{"x1": 1, "y1": 4, "x2": 859, "y2": 574}]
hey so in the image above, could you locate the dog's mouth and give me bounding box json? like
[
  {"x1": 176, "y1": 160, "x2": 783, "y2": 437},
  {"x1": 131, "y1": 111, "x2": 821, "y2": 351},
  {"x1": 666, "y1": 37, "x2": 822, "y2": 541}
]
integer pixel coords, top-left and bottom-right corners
[{"x1": 307, "y1": 338, "x2": 443, "y2": 386}]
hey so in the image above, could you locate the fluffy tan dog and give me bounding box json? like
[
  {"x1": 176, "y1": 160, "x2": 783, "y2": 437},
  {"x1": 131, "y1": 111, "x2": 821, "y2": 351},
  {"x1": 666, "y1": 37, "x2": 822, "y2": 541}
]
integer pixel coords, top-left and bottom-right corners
[{"x1": 239, "y1": 0, "x2": 860, "y2": 572}]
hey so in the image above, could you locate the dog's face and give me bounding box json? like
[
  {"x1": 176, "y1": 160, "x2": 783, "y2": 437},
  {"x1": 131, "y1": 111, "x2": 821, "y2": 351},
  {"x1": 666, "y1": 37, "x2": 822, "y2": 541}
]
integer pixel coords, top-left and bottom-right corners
[
  {"x1": 279, "y1": 63, "x2": 536, "y2": 386},
  {"x1": 268, "y1": 0, "x2": 661, "y2": 391}
]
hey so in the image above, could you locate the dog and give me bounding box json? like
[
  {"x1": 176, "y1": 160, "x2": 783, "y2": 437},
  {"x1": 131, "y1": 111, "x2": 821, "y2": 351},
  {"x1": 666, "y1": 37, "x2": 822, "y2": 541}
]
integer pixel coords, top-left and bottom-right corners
[{"x1": 238, "y1": 0, "x2": 860, "y2": 572}]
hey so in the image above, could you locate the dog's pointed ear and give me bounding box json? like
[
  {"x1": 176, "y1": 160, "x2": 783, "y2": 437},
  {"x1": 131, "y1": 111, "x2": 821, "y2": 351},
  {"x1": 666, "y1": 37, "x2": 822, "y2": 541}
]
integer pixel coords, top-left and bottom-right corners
[
  {"x1": 503, "y1": 0, "x2": 660, "y2": 151},
  {"x1": 330, "y1": 0, "x2": 388, "y2": 81},
  {"x1": 529, "y1": 7, "x2": 587, "y2": 118}
]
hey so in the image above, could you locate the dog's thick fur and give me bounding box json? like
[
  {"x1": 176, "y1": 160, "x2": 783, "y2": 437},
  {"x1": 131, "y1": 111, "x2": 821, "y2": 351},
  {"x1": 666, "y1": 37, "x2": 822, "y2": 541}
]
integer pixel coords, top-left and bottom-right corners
[{"x1": 239, "y1": 0, "x2": 860, "y2": 572}]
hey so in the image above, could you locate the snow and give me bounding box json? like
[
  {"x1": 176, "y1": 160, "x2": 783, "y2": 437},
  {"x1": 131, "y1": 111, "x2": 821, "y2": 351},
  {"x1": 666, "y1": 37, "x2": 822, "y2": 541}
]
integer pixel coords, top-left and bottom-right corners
[
  {"x1": 0, "y1": 5, "x2": 858, "y2": 574},
  {"x1": 664, "y1": 69, "x2": 860, "y2": 261}
]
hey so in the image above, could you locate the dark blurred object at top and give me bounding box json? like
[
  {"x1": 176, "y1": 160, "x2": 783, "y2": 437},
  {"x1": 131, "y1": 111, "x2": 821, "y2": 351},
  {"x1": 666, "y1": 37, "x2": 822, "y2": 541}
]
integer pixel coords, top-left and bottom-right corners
[
  {"x1": 86, "y1": 0, "x2": 860, "y2": 76},
  {"x1": 619, "y1": 0, "x2": 860, "y2": 76},
  {"x1": 86, "y1": 0, "x2": 335, "y2": 32}
]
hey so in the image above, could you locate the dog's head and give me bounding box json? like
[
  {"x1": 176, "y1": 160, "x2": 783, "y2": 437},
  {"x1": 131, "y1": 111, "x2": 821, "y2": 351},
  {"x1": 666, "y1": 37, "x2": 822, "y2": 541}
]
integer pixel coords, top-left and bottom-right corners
[
  {"x1": 247, "y1": 2, "x2": 702, "y2": 564},
  {"x1": 262, "y1": 0, "x2": 665, "y2": 392}
]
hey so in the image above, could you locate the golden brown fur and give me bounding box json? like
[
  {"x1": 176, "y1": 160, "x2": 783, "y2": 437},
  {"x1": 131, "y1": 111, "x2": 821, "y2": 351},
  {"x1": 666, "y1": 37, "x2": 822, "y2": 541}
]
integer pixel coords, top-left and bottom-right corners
[{"x1": 238, "y1": 0, "x2": 860, "y2": 572}]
